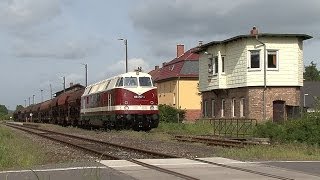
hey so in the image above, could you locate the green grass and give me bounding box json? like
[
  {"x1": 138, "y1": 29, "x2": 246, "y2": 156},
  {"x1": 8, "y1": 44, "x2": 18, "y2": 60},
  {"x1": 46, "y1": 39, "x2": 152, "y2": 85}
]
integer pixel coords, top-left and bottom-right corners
[
  {"x1": 0, "y1": 125, "x2": 46, "y2": 170},
  {"x1": 153, "y1": 122, "x2": 215, "y2": 135},
  {"x1": 215, "y1": 143, "x2": 320, "y2": 161}
]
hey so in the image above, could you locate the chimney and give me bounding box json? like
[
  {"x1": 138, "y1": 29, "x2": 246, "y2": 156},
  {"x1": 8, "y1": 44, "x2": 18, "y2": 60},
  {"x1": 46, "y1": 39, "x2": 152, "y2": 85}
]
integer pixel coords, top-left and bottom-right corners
[
  {"x1": 70, "y1": 82, "x2": 74, "y2": 87},
  {"x1": 198, "y1": 40, "x2": 203, "y2": 46},
  {"x1": 162, "y1": 62, "x2": 166, "y2": 67},
  {"x1": 155, "y1": 65, "x2": 159, "y2": 70},
  {"x1": 176, "y1": 44, "x2": 184, "y2": 57},
  {"x1": 250, "y1": 26, "x2": 258, "y2": 36}
]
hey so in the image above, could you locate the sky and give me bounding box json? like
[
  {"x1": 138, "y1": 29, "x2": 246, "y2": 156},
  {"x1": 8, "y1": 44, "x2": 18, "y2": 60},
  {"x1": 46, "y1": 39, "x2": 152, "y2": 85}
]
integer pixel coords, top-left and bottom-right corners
[{"x1": 0, "y1": 0, "x2": 320, "y2": 110}]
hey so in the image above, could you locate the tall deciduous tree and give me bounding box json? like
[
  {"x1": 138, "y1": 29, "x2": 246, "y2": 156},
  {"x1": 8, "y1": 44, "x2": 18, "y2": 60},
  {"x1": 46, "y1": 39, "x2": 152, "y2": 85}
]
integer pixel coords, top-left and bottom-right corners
[
  {"x1": 304, "y1": 61, "x2": 320, "y2": 81},
  {"x1": 0, "y1": 104, "x2": 8, "y2": 115}
]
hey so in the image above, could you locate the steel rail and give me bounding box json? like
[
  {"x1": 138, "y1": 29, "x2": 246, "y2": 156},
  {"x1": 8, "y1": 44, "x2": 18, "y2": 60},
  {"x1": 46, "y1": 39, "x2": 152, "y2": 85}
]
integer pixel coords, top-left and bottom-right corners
[{"x1": 6, "y1": 123, "x2": 199, "y2": 180}]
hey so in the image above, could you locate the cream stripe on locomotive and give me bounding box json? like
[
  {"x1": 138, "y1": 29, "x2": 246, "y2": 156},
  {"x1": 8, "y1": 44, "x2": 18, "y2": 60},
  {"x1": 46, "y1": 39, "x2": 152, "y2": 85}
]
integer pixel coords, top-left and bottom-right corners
[{"x1": 80, "y1": 105, "x2": 158, "y2": 113}]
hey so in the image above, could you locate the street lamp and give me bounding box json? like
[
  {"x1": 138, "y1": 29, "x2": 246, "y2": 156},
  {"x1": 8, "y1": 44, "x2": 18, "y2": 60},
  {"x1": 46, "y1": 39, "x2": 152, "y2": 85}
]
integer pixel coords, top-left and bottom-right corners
[
  {"x1": 304, "y1": 93, "x2": 309, "y2": 107},
  {"x1": 118, "y1": 38, "x2": 128, "y2": 73},
  {"x1": 24, "y1": 99, "x2": 27, "y2": 107},
  {"x1": 32, "y1": 95, "x2": 35, "y2": 104},
  {"x1": 251, "y1": 27, "x2": 267, "y2": 121},
  {"x1": 81, "y1": 63, "x2": 88, "y2": 87}
]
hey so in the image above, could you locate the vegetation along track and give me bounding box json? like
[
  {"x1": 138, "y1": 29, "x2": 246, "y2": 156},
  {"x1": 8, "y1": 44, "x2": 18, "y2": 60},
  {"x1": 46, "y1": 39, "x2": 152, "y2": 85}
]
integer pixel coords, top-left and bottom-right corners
[
  {"x1": 5, "y1": 123, "x2": 293, "y2": 180},
  {"x1": 174, "y1": 135, "x2": 259, "y2": 147}
]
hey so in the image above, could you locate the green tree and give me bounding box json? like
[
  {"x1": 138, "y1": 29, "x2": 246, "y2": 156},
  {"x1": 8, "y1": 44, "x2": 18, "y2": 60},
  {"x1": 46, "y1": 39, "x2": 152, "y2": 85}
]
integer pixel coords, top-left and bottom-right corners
[
  {"x1": 16, "y1": 105, "x2": 24, "y2": 111},
  {"x1": 0, "y1": 105, "x2": 8, "y2": 115},
  {"x1": 304, "y1": 61, "x2": 320, "y2": 81}
]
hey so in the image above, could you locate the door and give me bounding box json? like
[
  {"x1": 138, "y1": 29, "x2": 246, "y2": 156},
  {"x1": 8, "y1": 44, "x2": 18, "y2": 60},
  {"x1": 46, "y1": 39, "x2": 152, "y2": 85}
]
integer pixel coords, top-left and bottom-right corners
[{"x1": 273, "y1": 100, "x2": 285, "y2": 123}]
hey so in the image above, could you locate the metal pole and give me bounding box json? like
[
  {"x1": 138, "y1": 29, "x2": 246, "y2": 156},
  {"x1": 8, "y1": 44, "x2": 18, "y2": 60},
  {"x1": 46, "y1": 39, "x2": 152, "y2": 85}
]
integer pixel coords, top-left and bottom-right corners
[
  {"x1": 32, "y1": 95, "x2": 35, "y2": 104},
  {"x1": 24, "y1": 100, "x2": 27, "y2": 107},
  {"x1": 50, "y1": 84, "x2": 52, "y2": 99},
  {"x1": 85, "y1": 64, "x2": 88, "y2": 87},
  {"x1": 63, "y1": 76, "x2": 66, "y2": 92},
  {"x1": 41, "y1": 89, "x2": 43, "y2": 102},
  {"x1": 255, "y1": 36, "x2": 267, "y2": 121},
  {"x1": 28, "y1": 97, "x2": 30, "y2": 106},
  {"x1": 125, "y1": 39, "x2": 128, "y2": 73}
]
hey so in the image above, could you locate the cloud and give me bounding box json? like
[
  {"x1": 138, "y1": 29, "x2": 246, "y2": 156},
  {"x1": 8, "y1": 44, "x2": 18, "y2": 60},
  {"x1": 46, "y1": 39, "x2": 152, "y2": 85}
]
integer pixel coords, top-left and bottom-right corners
[
  {"x1": 131, "y1": 0, "x2": 320, "y2": 58},
  {"x1": 0, "y1": 0, "x2": 61, "y2": 29},
  {"x1": 102, "y1": 58, "x2": 151, "y2": 77},
  {"x1": 13, "y1": 37, "x2": 107, "y2": 60}
]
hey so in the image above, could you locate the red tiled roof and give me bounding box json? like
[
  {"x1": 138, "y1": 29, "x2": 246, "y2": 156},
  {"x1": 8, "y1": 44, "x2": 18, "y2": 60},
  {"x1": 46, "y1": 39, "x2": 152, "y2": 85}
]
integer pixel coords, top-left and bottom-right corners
[{"x1": 149, "y1": 48, "x2": 199, "y2": 82}]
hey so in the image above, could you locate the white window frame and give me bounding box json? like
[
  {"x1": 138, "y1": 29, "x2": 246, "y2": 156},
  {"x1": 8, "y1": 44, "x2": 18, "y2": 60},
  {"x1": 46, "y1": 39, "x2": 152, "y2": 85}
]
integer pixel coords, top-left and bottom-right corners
[
  {"x1": 248, "y1": 50, "x2": 261, "y2": 71},
  {"x1": 232, "y1": 98, "x2": 236, "y2": 117},
  {"x1": 267, "y1": 50, "x2": 279, "y2": 70},
  {"x1": 240, "y1": 98, "x2": 244, "y2": 117},
  {"x1": 211, "y1": 99, "x2": 215, "y2": 117},
  {"x1": 221, "y1": 99, "x2": 225, "y2": 117}
]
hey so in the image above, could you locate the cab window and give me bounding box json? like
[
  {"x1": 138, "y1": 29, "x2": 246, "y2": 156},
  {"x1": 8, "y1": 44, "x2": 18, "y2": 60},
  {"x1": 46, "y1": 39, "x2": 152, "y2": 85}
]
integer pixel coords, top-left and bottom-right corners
[
  {"x1": 116, "y1": 78, "x2": 123, "y2": 87},
  {"x1": 124, "y1": 77, "x2": 138, "y2": 87},
  {"x1": 139, "y1": 77, "x2": 152, "y2": 87}
]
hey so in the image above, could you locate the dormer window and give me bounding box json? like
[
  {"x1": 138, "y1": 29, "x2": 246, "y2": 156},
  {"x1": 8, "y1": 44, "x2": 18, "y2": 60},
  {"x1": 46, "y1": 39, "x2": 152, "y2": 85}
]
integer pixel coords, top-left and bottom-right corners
[{"x1": 249, "y1": 50, "x2": 260, "y2": 69}]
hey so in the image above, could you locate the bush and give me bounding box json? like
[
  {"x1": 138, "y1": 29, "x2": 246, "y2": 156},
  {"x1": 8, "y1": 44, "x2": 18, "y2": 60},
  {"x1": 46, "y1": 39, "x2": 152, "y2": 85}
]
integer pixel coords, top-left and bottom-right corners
[
  {"x1": 158, "y1": 104, "x2": 186, "y2": 123},
  {"x1": 254, "y1": 113, "x2": 320, "y2": 145}
]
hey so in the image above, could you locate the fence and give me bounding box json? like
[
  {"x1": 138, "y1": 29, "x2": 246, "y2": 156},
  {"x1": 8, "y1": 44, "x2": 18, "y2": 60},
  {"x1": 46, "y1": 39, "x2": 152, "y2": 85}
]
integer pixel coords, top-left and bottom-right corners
[{"x1": 202, "y1": 118, "x2": 257, "y2": 138}]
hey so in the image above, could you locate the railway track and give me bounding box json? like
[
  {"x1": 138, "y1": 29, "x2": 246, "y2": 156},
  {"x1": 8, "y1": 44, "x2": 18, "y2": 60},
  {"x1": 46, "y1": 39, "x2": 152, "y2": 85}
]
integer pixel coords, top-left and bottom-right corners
[
  {"x1": 174, "y1": 135, "x2": 259, "y2": 147},
  {"x1": 5, "y1": 122, "x2": 292, "y2": 180}
]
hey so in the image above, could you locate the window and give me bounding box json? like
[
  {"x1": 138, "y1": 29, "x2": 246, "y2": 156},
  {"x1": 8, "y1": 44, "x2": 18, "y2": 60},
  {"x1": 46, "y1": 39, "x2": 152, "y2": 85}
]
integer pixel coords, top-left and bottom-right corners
[
  {"x1": 249, "y1": 50, "x2": 260, "y2": 69},
  {"x1": 267, "y1": 50, "x2": 278, "y2": 68},
  {"x1": 221, "y1": 99, "x2": 225, "y2": 117},
  {"x1": 240, "y1": 98, "x2": 245, "y2": 117},
  {"x1": 124, "y1": 77, "x2": 138, "y2": 87},
  {"x1": 105, "y1": 80, "x2": 111, "y2": 89},
  {"x1": 116, "y1": 78, "x2": 123, "y2": 87},
  {"x1": 231, "y1": 98, "x2": 236, "y2": 117},
  {"x1": 222, "y1": 56, "x2": 225, "y2": 73},
  {"x1": 211, "y1": 99, "x2": 215, "y2": 117},
  {"x1": 214, "y1": 56, "x2": 218, "y2": 74},
  {"x1": 139, "y1": 77, "x2": 152, "y2": 86},
  {"x1": 208, "y1": 59, "x2": 213, "y2": 74},
  {"x1": 204, "y1": 100, "x2": 208, "y2": 117}
]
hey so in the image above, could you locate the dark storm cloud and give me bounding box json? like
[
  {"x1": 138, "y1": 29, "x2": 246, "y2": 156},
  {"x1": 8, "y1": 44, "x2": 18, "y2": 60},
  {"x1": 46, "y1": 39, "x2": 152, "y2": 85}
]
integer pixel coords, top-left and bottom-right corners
[{"x1": 131, "y1": 0, "x2": 320, "y2": 57}]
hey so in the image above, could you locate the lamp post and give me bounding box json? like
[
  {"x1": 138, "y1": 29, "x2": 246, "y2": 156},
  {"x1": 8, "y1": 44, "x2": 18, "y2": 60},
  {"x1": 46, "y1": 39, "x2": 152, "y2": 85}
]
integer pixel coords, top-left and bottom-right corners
[
  {"x1": 28, "y1": 97, "x2": 30, "y2": 106},
  {"x1": 81, "y1": 63, "x2": 88, "y2": 87},
  {"x1": 251, "y1": 27, "x2": 267, "y2": 121},
  {"x1": 24, "y1": 99, "x2": 27, "y2": 107},
  {"x1": 32, "y1": 95, "x2": 35, "y2": 104},
  {"x1": 118, "y1": 38, "x2": 128, "y2": 73}
]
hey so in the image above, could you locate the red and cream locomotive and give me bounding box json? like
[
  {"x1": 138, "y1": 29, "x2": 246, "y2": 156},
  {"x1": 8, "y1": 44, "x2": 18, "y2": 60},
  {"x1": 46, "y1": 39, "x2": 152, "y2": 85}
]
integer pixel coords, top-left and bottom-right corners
[{"x1": 80, "y1": 71, "x2": 159, "y2": 131}]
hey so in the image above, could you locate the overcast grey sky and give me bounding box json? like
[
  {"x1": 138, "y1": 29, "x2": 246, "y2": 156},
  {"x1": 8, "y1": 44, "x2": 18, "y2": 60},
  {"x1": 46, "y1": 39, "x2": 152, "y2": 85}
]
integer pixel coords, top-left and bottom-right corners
[{"x1": 0, "y1": 0, "x2": 319, "y2": 109}]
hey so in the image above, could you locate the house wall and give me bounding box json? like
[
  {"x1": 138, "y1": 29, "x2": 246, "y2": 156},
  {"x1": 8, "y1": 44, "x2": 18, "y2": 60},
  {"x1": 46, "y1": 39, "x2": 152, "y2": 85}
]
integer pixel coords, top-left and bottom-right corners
[
  {"x1": 201, "y1": 86, "x2": 300, "y2": 122},
  {"x1": 157, "y1": 80, "x2": 177, "y2": 106},
  {"x1": 199, "y1": 37, "x2": 304, "y2": 92}
]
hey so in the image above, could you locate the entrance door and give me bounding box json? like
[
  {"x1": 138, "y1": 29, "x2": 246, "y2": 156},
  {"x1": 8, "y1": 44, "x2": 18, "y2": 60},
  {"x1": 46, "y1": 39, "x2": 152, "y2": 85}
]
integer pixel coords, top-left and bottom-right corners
[{"x1": 273, "y1": 100, "x2": 285, "y2": 123}]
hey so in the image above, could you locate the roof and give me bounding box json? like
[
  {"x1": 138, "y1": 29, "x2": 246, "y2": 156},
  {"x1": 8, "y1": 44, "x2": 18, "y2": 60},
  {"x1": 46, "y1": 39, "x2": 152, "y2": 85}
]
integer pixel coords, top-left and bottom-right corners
[
  {"x1": 196, "y1": 33, "x2": 312, "y2": 53},
  {"x1": 149, "y1": 48, "x2": 199, "y2": 82},
  {"x1": 301, "y1": 81, "x2": 320, "y2": 108},
  {"x1": 55, "y1": 84, "x2": 84, "y2": 97}
]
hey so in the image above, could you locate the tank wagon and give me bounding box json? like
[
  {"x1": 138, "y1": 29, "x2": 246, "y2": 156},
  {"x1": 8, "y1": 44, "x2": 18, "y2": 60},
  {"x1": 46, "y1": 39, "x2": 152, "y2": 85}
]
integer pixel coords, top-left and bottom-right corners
[{"x1": 13, "y1": 71, "x2": 159, "y2": 131}]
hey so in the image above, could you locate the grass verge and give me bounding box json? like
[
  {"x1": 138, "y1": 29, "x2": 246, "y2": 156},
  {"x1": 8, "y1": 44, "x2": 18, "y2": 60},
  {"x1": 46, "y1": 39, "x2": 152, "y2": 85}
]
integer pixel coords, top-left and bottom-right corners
[
  {"x1": 0, "y1": 125, "x2": 46, "y2": 170},
  {"x1": 215, "y1": 143, "x2": 320, "y2": 161}
]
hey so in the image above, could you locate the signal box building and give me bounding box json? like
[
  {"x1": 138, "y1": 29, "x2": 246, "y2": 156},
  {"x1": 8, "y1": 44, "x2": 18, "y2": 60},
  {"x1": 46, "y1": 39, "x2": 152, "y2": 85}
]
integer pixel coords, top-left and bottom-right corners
[
  {"x1": 149, "y1": 45, "x2": 201, "y2": 121},
  {"x1": 196, "y1": 32, "x2": 312, "y2": 122}
]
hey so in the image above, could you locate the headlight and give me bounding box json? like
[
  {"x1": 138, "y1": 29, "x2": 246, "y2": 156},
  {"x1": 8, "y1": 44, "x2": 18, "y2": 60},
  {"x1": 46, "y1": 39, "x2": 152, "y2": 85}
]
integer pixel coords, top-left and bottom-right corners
[
  {"x1": 124, "y1": 101, "x2": 128, "y2": 105},
  {"x1": 150, "y1": 101, "x2": 154, "y2": 105}
]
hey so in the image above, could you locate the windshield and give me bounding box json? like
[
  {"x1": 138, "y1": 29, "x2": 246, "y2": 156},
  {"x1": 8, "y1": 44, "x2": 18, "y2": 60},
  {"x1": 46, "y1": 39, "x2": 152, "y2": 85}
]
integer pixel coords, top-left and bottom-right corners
[
  {"x1": 124, "y1": 77, "x2": 138, "y2": 87},
  {"x1": 139, "y1": 77, "x2": 152, "y2": 87}
]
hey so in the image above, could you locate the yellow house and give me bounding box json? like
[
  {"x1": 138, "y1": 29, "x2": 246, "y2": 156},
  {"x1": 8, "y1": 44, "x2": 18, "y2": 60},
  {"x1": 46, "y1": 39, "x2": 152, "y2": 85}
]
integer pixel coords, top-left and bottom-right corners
[{"x1": 149, "y1": 45, "x2": 201, "y2": 121}]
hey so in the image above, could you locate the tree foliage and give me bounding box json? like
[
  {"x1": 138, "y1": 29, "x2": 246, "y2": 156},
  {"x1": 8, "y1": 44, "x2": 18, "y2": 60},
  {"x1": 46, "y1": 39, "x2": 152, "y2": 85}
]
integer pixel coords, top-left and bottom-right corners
[
  {"x1": 304, "y1": 61, "x2": 320, "y2": 81},
  {"x1": 16, "y1": 105, "x2": 24, "y2": 111},
  {"x1": 158, "y1": 104, "x2": 186, "y2": 123},
  {"x1": 0, "y1": 105, "x2": 8, "y2": 115}
]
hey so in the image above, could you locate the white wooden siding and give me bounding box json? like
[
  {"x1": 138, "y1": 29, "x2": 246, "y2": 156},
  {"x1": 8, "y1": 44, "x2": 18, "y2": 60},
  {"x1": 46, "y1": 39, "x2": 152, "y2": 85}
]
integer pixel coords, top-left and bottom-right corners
[{"x1": 199, "y1": 36, "x2": 304, "y2": 92}]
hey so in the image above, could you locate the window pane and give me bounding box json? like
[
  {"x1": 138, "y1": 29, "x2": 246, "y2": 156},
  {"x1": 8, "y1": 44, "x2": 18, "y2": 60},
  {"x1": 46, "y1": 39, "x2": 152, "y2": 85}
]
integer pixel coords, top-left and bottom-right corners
[
  {"x1": 116, "y1": 78, "x2": 123, "y2": 87},
  {"x1": 222, "y1": 57, "x2": 225, "y2": 73},
  {"x1": 214, "y1": 57, "x2": 218, "y2": 74},
  {"x1": 124, "y1": 77, "x2": 138, "y2": 87},
  {"x1": 139, "y1": 77, "x2": 152, "y2": 86},
  {"x1": 268, "y1": 51, "x2": 277, "y2": 68},
  {"x1": 250, "y1": 51, "x2": 260, "y2": 68}
]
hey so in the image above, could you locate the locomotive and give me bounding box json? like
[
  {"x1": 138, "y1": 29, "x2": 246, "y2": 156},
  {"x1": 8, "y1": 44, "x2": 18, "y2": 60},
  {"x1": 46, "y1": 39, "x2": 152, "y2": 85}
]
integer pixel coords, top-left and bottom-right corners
[{"x1": 13, "y1": 71, "x2": 159, "y2": 131}]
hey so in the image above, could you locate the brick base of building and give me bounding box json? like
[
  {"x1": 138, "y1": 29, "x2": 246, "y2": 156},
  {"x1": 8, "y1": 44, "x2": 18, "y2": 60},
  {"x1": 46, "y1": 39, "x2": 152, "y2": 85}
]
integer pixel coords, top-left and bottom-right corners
[
  {"x1": 201, "y1": 86, "x2": 300, "y2": 122},
  {"x1": 184, "y1": 109, "x2": 201, "y2": 122}
]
